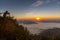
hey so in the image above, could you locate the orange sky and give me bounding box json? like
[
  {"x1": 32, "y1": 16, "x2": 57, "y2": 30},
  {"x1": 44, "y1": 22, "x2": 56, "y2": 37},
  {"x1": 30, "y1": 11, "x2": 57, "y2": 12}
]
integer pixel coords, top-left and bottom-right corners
[{"x1": 14, "y1": 15, "x2": 60, "y2": 21}]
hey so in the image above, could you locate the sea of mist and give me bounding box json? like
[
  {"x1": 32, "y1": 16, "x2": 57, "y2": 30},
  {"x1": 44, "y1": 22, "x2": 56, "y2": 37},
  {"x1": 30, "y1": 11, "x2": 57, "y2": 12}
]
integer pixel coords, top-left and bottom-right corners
[{"x1": 19, "y1": 22, "x2": 60, "y2": 34}]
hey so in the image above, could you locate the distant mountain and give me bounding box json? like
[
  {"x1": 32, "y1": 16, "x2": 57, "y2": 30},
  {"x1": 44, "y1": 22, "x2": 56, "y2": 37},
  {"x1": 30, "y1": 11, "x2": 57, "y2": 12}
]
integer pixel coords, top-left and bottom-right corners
[
  {"x1": 17, "y1": 20, "x2": 37, "y2": 24},
  {"x1": 40, "y1": 19, "x2": 60, "y2": 23},
  {"x1": 18, "y1": 19, "x2": 60, "y2": 24}
]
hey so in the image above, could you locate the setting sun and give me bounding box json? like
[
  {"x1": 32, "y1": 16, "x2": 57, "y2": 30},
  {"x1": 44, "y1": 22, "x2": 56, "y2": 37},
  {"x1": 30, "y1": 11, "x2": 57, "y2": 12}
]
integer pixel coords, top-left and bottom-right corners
[{"x1": 35, "y1": 17, "x2": 40, "y2": 21}]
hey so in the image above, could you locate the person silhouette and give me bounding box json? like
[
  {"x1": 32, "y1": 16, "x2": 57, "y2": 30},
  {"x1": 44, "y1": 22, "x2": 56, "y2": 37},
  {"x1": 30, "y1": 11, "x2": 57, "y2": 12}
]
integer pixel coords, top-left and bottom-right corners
[{"x1": 3, "y1": 11, "x2": 10, "y2": 17}]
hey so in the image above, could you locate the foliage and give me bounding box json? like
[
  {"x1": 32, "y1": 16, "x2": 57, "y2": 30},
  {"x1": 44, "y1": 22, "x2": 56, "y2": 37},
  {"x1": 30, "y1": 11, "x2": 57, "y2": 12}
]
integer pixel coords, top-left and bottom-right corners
[{"x1": 0, "y1": 11, "x2": 30, "y2": 40}]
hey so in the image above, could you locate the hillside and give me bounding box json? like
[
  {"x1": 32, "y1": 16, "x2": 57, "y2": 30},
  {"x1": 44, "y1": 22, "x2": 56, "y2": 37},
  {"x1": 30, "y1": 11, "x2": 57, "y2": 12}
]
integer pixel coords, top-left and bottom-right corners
[{"x1": 0, "y1": 11, "x2": 30, "y2": 40}]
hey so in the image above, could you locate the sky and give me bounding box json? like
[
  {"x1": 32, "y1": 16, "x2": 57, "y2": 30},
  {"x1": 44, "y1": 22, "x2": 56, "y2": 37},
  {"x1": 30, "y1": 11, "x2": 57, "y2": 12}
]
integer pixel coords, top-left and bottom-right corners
[{"x1": 0, "y1": 0, "x2": 60, "y2": 19}]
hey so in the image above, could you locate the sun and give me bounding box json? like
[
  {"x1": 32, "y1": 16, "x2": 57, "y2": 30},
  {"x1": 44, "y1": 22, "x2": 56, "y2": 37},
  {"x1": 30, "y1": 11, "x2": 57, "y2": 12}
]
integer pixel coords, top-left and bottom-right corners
[{"x1": 35, "y1": 17, "x2": 40, "y2": 21}]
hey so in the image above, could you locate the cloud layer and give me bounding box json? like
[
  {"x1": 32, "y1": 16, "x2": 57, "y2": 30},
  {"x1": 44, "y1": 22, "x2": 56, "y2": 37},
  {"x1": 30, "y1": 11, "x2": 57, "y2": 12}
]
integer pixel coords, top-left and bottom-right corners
[
  {"x1": 31, "y1": 0, "x2": 60, "y2": 7},
  {"x1": 32, "y1": 0, "x2": 44, "y2": 7}
]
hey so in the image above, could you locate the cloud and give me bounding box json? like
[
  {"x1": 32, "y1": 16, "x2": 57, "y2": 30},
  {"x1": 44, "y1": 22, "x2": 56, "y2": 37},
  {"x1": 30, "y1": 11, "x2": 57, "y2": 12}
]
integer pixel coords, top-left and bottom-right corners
[
  {"x1": 31, "y1": 0, "x2": 60, "y2": 7},
  {"x1": 57, "y1": 1, "x2": 60, "y2": 5},
  {"x1": 31, "y1": 0, "x2": 44, "y2": 7},
  {"x1": 46, "y1": 0, "x2": 51, "y2": 3},
  {"x1": 23, "y1": 11, "x2": 41, "y2": 17}
]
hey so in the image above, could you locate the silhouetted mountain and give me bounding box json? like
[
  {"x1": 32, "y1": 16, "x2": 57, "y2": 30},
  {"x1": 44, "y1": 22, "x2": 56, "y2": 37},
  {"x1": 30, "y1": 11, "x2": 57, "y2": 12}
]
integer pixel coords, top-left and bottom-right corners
[
  {"x1": 18, "y1": 19, "x2": 60, "y2": 24},
  {"x1": 41, "y1": 19, "x2": 60, "y2": 23},
  {"x1": 17, "y1": 20, "x2": 37, "y2": 24}
]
